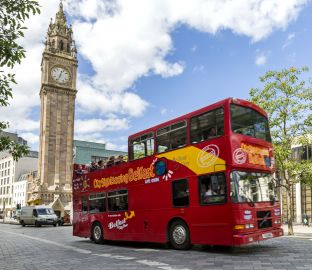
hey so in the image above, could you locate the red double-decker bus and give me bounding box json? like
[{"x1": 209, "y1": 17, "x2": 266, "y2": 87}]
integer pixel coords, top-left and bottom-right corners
[{"x1": 72, "y1": 98, "x2": 283, "y2": 249}]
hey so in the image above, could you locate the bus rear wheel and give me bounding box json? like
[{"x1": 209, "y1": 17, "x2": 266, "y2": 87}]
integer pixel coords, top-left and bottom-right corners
[
  {"x1": 92, "y1": 222, "x2": 104, "y2": 244},
  {"x1": 169, "y1": 220, "x2": 191, "y2": 250}
]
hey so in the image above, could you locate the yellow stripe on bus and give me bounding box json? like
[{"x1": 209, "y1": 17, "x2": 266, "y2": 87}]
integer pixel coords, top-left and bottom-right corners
[{"x1": 156, "y1": 145, "x2": 226, "y2": 175}]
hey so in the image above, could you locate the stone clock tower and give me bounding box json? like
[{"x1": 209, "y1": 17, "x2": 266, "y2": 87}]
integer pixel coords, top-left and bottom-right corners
[{"x1": 32, "y1": 2, "x2": 77, "y2": 213}]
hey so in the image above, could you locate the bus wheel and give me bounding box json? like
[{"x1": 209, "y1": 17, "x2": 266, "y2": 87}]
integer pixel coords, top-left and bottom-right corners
[
  {"x1": 169, "y1": 220, "x2": 191, "y2": 250},
  {"x1": 20, "y1": 220, "x2": 25, "y2": 227},
  {"x1": 92, "y1": 222, "x2": 104, "y2": 244}
]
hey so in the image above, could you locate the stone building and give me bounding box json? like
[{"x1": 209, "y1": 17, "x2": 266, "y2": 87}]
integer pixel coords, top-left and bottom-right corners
[{"x1": 30, "y1": 2, "x2": 77, "y2": 218}]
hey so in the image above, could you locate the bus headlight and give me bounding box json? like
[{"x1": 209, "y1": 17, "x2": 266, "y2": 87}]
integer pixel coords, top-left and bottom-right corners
[{"x1": 245, "y1": 224, "x2": 254, "y2": 229}]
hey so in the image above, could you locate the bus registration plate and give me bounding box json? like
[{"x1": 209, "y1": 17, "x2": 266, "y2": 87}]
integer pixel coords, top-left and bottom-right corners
[{"x1": 262, "y1": 232, "x2": 273, "y2": 239}]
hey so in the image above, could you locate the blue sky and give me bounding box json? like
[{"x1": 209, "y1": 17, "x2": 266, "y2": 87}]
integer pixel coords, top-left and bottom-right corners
[{"x1": 1, "y1": 0, "x2": 312, "y2": 152}]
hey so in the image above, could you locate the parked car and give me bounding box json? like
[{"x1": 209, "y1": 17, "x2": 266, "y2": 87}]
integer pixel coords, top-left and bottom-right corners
[{"x1": 19, "y1": 205, "x2": 58, "y2": 227}]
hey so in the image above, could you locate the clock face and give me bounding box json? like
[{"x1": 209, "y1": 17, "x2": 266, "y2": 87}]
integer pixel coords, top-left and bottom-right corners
[{"x1": 51, "y1": 66, "x2": 70, "y2": 84}]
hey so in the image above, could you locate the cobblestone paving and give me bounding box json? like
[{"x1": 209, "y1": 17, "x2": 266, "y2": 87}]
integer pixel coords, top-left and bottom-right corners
[{"x1": 0, "y1": 224, "x2": 312, "y2": 270}]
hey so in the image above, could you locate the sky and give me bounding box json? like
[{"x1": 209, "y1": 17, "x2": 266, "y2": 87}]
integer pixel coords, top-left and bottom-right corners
[{"x1": 1, "y1": 0, "x2": 312, "y2": 153}]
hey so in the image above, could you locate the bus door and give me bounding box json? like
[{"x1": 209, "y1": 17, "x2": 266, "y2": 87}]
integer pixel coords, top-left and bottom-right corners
[
  {"x1": 79, "y1": 195, "x2": 91, "y2": 237},
  {"x1": 193, "y1": 172, "x2": 232, "y2": 245}
]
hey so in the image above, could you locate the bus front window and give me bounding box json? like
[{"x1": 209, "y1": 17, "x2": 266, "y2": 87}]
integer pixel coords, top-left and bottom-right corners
[
  {"x1": 230, "y1": 104, "x2": 271, "y2": 142},
  {"x1": 230, "y1": 171, "x2": 278, "y2": 203}
]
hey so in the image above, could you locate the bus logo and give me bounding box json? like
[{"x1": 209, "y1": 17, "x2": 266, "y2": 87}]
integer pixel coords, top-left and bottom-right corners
[
  {"x1": 154, "y1": 159, "x2": 167, "y2": 176},
  {"x1": 197, "y1": 144, "x2": 219, "y2": 168},
  {"x1": 233, "y1": 148, "x2": 247, "y2": 164}
]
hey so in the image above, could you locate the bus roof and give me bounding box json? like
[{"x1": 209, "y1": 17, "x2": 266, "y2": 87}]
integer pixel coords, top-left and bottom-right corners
[{"x1": 129, "y1": 97, "x2": 267, "y2": 140}]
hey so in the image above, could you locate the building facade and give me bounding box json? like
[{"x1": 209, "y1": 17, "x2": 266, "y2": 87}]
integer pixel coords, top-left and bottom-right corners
[
  {"x1": 281, "y1": 144, "x2": 312, "y2": 224},
  {"x1": 0, "y1": 151, "x2": 38, "y2": 218},
  {"x1": 73, "y1": 140, "x2": 127, "y2": 165},
  {"x1": 0, "y1": 131, "x2": 27, "y2": 146},
  {"x1": 13, "y1": 173, "x2": 28, "y2": 209},
  {"x1": 30, "y1": 2, "x2": 77, "y2": 217}
]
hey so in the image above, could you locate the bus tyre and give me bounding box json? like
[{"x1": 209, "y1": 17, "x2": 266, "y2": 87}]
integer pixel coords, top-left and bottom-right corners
[
  {"x1": 20, "y1": 220, "x2": 25, "y2": 227},
  {"x1": 92, "y1": 222, "x2": 104, "y2": 244},
  {"x1": 169, "y1": 220, "x2": 191, "y2": 250}
]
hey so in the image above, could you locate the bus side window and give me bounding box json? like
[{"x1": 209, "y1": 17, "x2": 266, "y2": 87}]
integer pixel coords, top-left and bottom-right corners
[
  {"x1": 199, "y1": 173, "x2": 226, "y2": 204},
  {"x1": 129, "y1": 133, "x2": 154, "y2": 160},
  {"x1": 89, "y1": 193, "x2": 106, "y2": 213},
  {"x1": 190, "y1": 107, "x2": 224, "y2": 143},
  {"x1": 81, "y1": 196, "x2": 88, "y2": 214},
  {"x1": 156, "y1": 121, "x2": 187, "y2": 153},
  {"x1": 108, "y1": 190, "x2": 128, "y2": 212},
  {"x1": 172, "y1": 179, "x2": 189, "y2": 207}
]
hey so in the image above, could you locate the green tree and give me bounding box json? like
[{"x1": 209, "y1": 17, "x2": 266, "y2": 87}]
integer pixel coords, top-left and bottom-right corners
[
  {"x1": 249, "y1": 67, "x2": 312, "y2": 235},
  {"x1": 0, "y1": 0, "x2": 40, "y2": 160}
]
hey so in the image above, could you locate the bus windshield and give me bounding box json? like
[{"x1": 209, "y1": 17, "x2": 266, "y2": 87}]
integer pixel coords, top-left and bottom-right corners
[
  {"x1": 230, "y1": 104, "x2": 271, "y2": 142},
  {"x1": 230, "y1": 171, "x2": 278, "y2": 203}
]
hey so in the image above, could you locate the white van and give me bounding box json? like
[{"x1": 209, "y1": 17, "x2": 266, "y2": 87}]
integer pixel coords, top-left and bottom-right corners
[{"x1": 19, "y1": 205, "x2": 58, "y2": 227}]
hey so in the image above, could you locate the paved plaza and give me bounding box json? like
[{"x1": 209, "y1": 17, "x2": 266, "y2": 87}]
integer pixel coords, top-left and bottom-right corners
[{"x1": 0, "y1": 223, "x2": 312, "y2": 270}]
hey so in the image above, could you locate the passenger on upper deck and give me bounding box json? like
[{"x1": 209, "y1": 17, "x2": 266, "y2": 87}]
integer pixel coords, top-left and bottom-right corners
[
  {"x1": 90, "y1": 161, "x2": 98, "y2": 172},
  {"x1": 98, "y1": 160, "x2": 106, "y2": 169},
  {"x1": 115, "y1": 155, "x2": 125, "y2": 165},
  {"x1": 106, "y1": 156, "x2": 115, "y2": 168}
]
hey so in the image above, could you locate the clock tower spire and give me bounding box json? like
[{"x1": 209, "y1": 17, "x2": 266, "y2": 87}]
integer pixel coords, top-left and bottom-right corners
[{"x1": 34, "y1": 1, "x2": 78, "y2": 213}]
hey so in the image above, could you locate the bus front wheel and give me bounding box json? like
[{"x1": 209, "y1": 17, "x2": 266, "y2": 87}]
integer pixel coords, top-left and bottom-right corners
[
  {"x1": 169, "y1": 220, "x2": 191, "y2": 250},
  {"x1": 92, "y1": 222, "x2": 104, "y2": 244}
]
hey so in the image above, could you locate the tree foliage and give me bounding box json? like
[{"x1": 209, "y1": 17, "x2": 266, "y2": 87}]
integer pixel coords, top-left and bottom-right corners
[
  {"x1": 0, "y1": 0, "x2": 40, "y2": 160},
  {"x1": 249, "y1": 67, "x2": 312, "y2": 234}
]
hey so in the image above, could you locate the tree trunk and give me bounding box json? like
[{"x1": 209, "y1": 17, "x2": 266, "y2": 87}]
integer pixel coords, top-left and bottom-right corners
[{"x1": 286, "y1": 186, "x2": 294, "y2": 235}]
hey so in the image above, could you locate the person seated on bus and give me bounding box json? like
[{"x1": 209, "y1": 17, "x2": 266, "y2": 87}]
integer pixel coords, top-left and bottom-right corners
[
  {"x1": 204, "y1": 186, "x2": 213, "y2": 196},
  {"x1": 75, "y1": 164, "x2": 87, "y2": 175},
  {"x1": 97, "y1": 160, "x2": 106, "y2": 169},
  {"x1": 115, "y1": 155, "x2": 124, "y2": 165},
  {"x1": 106, "y1": 156, "x2": 115, "y2": 167},
  {"x1": 90, "y1": 161, "x2": 98, "y2": 171},
  {"x1": 207, "y1": 127, "x2": 216, "y2": 138}
]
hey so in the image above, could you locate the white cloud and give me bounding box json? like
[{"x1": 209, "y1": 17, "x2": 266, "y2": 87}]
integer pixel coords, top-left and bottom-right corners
[
  {"x1": 75, "y1": 118, "x2": 129, "y2": 134},
  {"x1": 193, "y1": 65, "x2": 205, "y2": 73},
  {"x1": 191, "y1": 45, "x2": 197, "y2": 52},
  {"x1": 282, "y1": 32, "x2": 296, "y2": 49},
  {"x1": 255, "y1": 55, "x2": 267, "y2": 66},
  {"x1": 76, "y1": 78, "x2": 149, "y2": 117},
  {"x1": 19, "y1": 132, "x2": 39, "y2": 145},
  {"x1": 1, "y1": 0, "x2": 308, "y2": 150},
  {"x1": 160, "y1": 108, "x2": 168, "y2": 115},
  {"x1": 68, "y1": 0, "x2": 307, "y2": 91}
]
